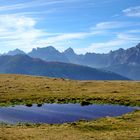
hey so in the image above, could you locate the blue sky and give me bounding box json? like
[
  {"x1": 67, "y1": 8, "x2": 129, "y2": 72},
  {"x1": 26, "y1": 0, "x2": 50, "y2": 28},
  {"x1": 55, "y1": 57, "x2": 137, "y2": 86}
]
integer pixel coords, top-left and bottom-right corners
[{"x1": 0, "y1": 0, "x2": 140, "y2": 54}]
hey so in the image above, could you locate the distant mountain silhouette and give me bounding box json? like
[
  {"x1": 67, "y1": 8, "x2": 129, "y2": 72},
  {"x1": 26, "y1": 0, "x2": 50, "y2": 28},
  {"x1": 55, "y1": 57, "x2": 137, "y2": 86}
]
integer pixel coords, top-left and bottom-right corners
[
  {"x1": 0, "y1": 55, "x2": 128, "y2": 80},
  {"x1": 64, "y1": 43, "x2": 140, "y2": 68},
  {"x1": 103, "y1": 43, "x2": 140, "y2": 80},
  {"x1": 104, "y1": 64, "x2": 140, "y2": 80},
  {"x1": 28, "y1": 46, "x2": 69, "y2": 63},
  {"x1": 2, "y1": 43, "x2": 140, "y2": 80},
  {"x1": 64, "y1": 43, "x2": 140, "y2": 80},
  {"x1": 5, "y1": 49, "x2": 25, "y2": 56},
  {"x1": 63, "y1": 47, "x2": 81, "y2": 64}
]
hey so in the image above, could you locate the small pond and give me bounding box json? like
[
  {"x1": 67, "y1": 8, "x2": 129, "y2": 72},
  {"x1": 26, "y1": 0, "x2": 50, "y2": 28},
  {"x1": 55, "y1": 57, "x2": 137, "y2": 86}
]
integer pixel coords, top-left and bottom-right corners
[{"x1": 0, "y1": 103, "x2": 139, "y2": 124}]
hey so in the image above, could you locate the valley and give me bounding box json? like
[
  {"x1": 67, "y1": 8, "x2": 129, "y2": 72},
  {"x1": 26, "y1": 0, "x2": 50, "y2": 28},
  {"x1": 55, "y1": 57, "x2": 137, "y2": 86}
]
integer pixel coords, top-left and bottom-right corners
[{"x1": 2, "y1": 43, "x2": 140, "y2": 80}]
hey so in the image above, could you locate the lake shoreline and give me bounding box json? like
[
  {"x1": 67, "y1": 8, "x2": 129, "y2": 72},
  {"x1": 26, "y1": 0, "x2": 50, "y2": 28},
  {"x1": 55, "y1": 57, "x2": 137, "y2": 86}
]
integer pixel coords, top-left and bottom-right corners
[
  {"x1": 0, "y1": 75, "x2": 140, "y2": 139},
  {"x1": 0, "y1": 110, "x2": 140, "y2": 140},
  {"x1": 0, "y1": 103, "x2": 138, "y2": 124}
]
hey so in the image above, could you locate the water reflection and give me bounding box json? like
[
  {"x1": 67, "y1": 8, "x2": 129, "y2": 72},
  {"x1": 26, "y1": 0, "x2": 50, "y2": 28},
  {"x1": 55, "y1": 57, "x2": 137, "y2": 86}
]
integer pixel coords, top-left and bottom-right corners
[{"x1": 0, "y1": 103, "x2": 138, "y2": 124}]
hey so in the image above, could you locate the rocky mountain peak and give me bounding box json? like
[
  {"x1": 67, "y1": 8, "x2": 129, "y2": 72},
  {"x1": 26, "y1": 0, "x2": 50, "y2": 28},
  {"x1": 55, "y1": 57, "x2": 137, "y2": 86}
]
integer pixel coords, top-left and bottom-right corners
[
  {"x1": 64, "y1": 47, "x2": 75, "y2": 55},
  {"x1": 6, "y1": 49, "x2": 25, "y2": 56}
]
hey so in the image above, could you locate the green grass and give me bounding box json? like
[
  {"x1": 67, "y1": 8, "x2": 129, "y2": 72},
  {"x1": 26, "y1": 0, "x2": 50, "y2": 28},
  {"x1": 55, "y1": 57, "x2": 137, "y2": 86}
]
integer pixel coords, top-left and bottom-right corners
[
  {"x1": 0, "y1": 110, "x2": 140, "y2": 140},
  {"x1": 0, "y1": 74, "x2": 140, "y2": 106},
  {"x1": 0, "y1": 74, "x2": 140, "y2": 140}
]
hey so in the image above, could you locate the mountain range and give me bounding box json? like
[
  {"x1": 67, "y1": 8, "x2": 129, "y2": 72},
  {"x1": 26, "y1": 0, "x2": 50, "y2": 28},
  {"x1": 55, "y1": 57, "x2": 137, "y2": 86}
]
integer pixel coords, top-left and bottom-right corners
[
  {"x1": 0, "y1": 55, "x2": 128, "y2": 80},
  {"x1": 2, "y1": 43, "x2": 140, "y2": 80}
]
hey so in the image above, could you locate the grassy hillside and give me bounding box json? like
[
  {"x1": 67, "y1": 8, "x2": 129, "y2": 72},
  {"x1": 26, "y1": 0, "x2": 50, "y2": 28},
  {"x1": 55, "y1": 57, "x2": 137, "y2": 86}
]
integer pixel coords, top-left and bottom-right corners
[
  {"x1": 0, "y1": 55, "x2": 128, "y2": 80},
  {"x1": 0, "y1": 74, "x2": 140, "y2": 140},
  {"x1": 0, "y1": 74, "x2": 139, "y2": 106}
]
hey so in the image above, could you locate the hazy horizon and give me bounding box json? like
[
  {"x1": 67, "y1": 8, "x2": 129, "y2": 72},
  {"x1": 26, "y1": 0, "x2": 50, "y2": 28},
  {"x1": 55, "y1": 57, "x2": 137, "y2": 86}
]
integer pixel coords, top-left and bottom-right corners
[{"x1": 1, "y1": 42, "x2": 139, "y2": 55}]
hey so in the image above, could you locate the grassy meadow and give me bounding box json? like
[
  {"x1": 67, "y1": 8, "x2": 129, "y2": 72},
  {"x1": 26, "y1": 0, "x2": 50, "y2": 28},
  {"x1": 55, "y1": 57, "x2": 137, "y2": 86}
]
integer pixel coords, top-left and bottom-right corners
[
  {"x1": 0, "y1": 110, "x2": 140, "y2": 140},
  {"x1": 0, "y1": 74, "x2": 140, "y2": 106},
  {"x1": 0, "y1": 74, "x2": 140, "y2": 140}
]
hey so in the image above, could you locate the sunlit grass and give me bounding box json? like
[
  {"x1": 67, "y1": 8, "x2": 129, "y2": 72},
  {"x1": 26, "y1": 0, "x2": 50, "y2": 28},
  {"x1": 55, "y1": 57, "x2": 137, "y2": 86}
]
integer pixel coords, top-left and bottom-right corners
[
  {"x1": 0, "y1": 110, "x2": 140, "y2": 140},
  {"x1": 0, "y1": 74, "x2": 140, "y2": 140},
  {"x1": 0, "y1": 74, "x2": 140, "y2": 106}
]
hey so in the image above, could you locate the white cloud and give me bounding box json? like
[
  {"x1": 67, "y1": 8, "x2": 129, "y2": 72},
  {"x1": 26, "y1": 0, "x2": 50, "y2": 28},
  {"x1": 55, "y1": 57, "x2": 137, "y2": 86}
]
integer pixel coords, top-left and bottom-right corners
[
  {"x1": 0, "y1": 14, "x2": 104, "y2": 53},
  {"x1": 0, "y1": 0, "x2": 85, "y2": 12},
  {"x1": 0, "y1": 12, "x2": 139, "y2": 54},
  {"x1": 117, "y1": 33, "x2": 140, "y2": 41},
  {"x1": 33, "y1": 33, "x2": 89, "y2": 49},
  {"x1": 0, "y1": 15, "x2": 36, "y2": 29},
  {"x1": 75, "y1": 39, "x2": 125, "y2": 54},
  {"x1": 37, "y1": 31, "x2": 103, "y2": 44},
  {"x1": 93, "y1": 21, "x2": 126, "y2": 30},
  {"x1": 126, "y1": 29, "x2": 140, "y2": 33},
  {"x1": 0, "y1": 15, "x2": 46, "y2": 52},
  {"x1": 0, "y1": 0, "x2": 61, "y2": 11},
  {"x1": 75, "y1": 30, "x2": 140, "y2": 54},
  {"x1": 123, "y1": 6, "x2": 140, "y2": 17},
  {"x1": 92, "y1": 21, "x2": 140, "y2": 31}
]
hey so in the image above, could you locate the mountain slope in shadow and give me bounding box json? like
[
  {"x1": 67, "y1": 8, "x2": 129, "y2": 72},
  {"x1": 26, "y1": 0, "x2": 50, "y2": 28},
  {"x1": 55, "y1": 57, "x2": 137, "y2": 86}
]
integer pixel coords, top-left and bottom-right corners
[{"x1": 0, "y1": 55, "x2": 129, "y2": 80}]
